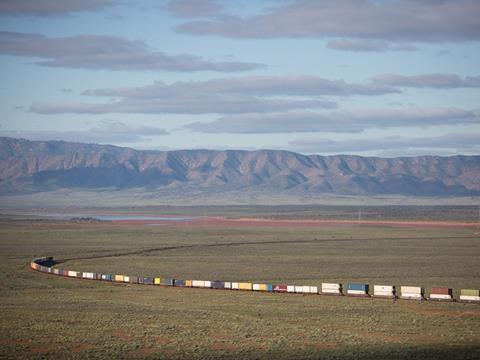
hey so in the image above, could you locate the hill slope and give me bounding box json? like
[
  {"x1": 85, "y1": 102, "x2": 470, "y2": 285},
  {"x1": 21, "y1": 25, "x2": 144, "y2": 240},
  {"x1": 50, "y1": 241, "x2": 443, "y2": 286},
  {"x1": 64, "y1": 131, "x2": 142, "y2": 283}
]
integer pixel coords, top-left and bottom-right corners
[{"x1": 1, "y1": 137, "x2": 479, "y2": 197}]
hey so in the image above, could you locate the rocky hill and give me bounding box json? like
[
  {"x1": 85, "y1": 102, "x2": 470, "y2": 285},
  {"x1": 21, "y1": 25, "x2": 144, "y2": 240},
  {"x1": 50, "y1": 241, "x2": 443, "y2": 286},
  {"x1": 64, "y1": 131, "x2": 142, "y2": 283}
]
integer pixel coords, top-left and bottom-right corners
[{"x1": 1, "y1": 137, "x2": 479, "y2": 197}]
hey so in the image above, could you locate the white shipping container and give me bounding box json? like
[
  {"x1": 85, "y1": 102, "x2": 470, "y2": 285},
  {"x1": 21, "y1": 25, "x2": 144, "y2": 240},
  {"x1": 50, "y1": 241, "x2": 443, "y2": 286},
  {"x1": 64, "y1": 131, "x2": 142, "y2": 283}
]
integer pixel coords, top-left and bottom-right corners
[
  {"x1": 192, "y1": 280, "x2": 204, "y2": 287},
  {"x1": 322, "y1": 283, "x2": 341, "y2": 290},
  {"x1": 310, "y1": 286, "x2": 318, "y2": 294},
  {"x1": 374, "y1": 285, "x2": 394, "y2": 292},
  {"x1": 430, "y1": 294, "x2": 452, "y2": 300},
  {"x1": 224, "y1": 282, "x2": 231, "y2": 289},
  {"x1": 68, "y1": 270, "x2": 78, "y2": 277},
  {"x1": 374, "y1": 285, "x2": 395, "y2": 297},
  {"x1": 204, "y1": 281, "x2": 211, "y2": 288},
  {"x1": 231, "y1": 282, "x2": 239, "y2": 290},
  {"x1": 295, "y1": 286, "x2": 303, "y2": 293},
  {"x1": 322, "y1": 288, "x2": 341, "y2": 294},
  {"x1": 252, "y1": 284, "x2": 261, "y2": 291},
  {"x1": 347, "y1": 289, "x2": 367, "y2": 295},
  {"x1": 459, "y1": 295, "x2": 480, "y2": 301},
  {"x1": 123, "y1": 276, "x2": 130, "y2": 283},
  {"x1": 287, "y1": 285, "x2": 295, "y2": 293},
  {"x1": 302, "y1": 286, "x2": 311, "y2": 293},
  {"x1": 401, "y1": 286, "x2": 423, "y2": 294}
]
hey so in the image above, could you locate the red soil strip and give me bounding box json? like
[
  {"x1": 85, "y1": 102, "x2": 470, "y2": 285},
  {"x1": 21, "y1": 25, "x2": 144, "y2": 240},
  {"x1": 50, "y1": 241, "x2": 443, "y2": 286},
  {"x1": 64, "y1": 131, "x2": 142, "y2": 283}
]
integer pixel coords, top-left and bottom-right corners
[{"x1": 112, "y1": 216, "x2": 479, "y2": 229}]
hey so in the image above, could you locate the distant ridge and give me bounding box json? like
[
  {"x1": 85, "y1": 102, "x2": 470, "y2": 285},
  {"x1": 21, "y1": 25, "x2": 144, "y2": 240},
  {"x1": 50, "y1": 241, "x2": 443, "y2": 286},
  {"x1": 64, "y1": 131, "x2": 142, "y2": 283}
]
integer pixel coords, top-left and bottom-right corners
[{"x1": 1, "y1": 137, "x2": 479, "y2": 197}]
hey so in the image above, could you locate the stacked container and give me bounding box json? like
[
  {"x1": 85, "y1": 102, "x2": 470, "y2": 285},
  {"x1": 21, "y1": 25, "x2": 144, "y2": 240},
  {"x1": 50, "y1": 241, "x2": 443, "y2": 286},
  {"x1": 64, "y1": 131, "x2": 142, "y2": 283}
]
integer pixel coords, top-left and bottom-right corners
[
  {"x1": 160, "y1": 278, "x2": 174, "y2": 286},
  {"x1": 347, "y1": 283, "x2": 369, "y2": 296},
  {"x1": 174, "y1": 279, "x2": 186, "y2": 287},
  {"x1": 429, "y1": 287, "x2": 453, "y2": 301},
  {"x1": 287, "y1": 285, "x2": 295, "y2": 293},
  {"x1": 154, "y1": 277, "x2": 161, "y2": 285},
  {"x1": 82, "y1": 272, "x2": 95, "y2": 280},
  {"x1": 321, "y1": 283, "x2": 342, "y2": 295},
  {"x1": 274, "y1": 284, "x2": 288, "y2": 292},
  {"x1": 252, "y1": 284, "x2": 273, "y2": 291},
  {"x1": 238, "y1": 282, "x2": 252, "y2": 291},
  {"x1": 69, "y1": 270, "x2": 80, "y2": 278},
  {"x1": 459, "y1": 289, "x2": 480, "y2": 302},
  {"x1": 231, "y1": 282, "x2": 239, "y2": 290},
  {"x1": 400, "y1": 286, "x2": 424, "y2": 300},
  {"x1": 294, "y1": 286, "x2": 304, "y2": 293},
  {"x1": 373, "y1": 285, "x2": 396, "y2": 298}
]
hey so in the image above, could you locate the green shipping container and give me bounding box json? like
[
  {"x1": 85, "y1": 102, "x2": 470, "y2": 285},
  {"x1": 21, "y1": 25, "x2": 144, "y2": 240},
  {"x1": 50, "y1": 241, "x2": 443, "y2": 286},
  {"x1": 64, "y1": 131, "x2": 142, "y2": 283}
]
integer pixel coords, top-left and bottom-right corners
[{"x1": 460, "y1": 289, "x2": 480, "y2": 297}]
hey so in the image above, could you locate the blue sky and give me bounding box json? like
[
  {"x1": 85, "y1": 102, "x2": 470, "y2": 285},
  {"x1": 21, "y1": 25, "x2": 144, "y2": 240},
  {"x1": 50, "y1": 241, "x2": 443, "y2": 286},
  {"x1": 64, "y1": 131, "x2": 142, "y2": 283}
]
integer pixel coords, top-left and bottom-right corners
[{"x1": 0, "y1": 0, "x2": 479, "y2": 157}]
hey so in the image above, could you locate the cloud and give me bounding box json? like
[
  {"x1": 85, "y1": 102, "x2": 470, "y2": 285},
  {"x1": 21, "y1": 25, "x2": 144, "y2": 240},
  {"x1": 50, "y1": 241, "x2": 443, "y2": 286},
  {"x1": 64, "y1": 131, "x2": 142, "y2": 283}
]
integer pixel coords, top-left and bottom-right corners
[
  {"x1": 84, "y1": 75, "x2": 398, "y2": 98},
  {"x1": 0, "y1": 31, "x2": 264, "y2": 72},
  {"x1": 288, "y1": 133, "x2": 480, "y2": 155},
  {"x1": 184, "y1": 108, "x2": 478, "y2": 134},
  {"x1": 176, "y1": 0, "x2": 480, "y2": 43},
  {"x1": 0, "y1": 121, "x2": 169, "y2": 144},
  {"x1": 30, "y1": 97, "x2": 334, "y2": 115},
  {"x1": 166, "y1": 0, "x2": 223, "y2": 18},
  {"x1": 371, "y1": 73, "x2": 480, "y2": 88},
  {"x1": 30, "y1": 75, "x2": 403, "y2": 115},
  {"x1": 0, "y1": 0, "x2": 112, "y2": 17},
  {"x1": 327, "y1": 39, "x2": 418, "y2": 52}
]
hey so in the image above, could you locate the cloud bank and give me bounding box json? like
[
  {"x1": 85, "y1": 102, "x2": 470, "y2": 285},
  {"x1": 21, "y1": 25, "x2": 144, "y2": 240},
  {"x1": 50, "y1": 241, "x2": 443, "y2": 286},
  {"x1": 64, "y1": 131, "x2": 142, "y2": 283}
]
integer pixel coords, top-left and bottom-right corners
[
  {"x1": 0, "y1": 121, "x2": 168, "y2": 144},
  {"x1": 0, "y1": 0, "x2": 113, "y2": 17},
  {"x1": 185, "y1": 108, "x2": 478, "y2": 134},
  {"x1": 176, "y1": 0, "x2": 480, "y2": 44},
  {"x1": 288, "y1": 133, "x2": 480, "y2": 155},
  {"x1": 0, "y1": 31, "x2": 264, "y2": 72}
]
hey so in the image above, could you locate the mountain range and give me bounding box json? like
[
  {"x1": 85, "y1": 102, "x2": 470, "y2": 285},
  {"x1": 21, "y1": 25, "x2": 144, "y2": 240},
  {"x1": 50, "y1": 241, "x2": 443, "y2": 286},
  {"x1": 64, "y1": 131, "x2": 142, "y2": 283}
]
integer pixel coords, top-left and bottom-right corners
[{"x1": 1, "y1": 137, "x2": 479, "y2": 198}]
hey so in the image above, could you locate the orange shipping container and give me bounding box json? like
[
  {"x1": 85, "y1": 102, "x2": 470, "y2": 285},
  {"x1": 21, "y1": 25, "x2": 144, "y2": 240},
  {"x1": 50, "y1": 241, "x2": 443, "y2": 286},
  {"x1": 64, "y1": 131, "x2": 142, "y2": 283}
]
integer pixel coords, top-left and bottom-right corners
[{"x1": 115, "y1": 275, "x2": 124, "y2": 282}]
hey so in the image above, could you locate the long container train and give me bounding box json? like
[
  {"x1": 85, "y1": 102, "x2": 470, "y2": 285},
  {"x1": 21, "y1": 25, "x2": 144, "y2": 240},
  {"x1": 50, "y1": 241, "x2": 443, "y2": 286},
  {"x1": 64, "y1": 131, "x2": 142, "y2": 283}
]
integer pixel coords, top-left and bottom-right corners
[{"x1": 30, "y1": 257, "x2": 480, "y2": 304}]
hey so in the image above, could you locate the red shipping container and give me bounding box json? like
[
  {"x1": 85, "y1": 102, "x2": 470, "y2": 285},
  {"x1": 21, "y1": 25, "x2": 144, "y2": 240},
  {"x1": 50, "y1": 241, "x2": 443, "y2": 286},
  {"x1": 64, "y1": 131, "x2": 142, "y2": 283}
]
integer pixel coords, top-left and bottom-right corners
[
  {"x1": 431, "y1": 287, "x2": 453, "y2": 295},
  {"x1": 274, "y1": 284, "x2": 288, "y2": 292}
]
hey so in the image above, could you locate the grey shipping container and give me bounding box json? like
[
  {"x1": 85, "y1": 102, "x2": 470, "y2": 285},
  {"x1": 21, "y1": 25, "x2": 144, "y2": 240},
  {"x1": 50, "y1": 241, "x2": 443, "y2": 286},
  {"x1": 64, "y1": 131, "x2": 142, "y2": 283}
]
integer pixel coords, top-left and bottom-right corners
[
  {"x1": 161, "y1": 278, "x2": 174, "y2": 286},
  {"x1": 211, "y1": 281, "x2": 225, "y2": 289}
]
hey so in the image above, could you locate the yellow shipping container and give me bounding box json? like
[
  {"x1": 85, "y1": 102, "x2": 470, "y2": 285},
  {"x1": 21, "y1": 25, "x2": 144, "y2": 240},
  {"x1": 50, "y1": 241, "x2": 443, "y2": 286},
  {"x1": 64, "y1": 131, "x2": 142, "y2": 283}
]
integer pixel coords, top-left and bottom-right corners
[
  {"x1": 239, "y1": 282, "x2": 252, "y2": 291},
  {"x1": 185, "y1": 280, "x2": 192, "y2": 287},
  {"x1": 258, "y1": 284, "x2": 268, "y2": 291},
  {"x1": 154, "y1": 277, "x2": 161, "y2": 285},
  {"x1": 115, "y1": 275, "x2": 124, "y2": 282}
]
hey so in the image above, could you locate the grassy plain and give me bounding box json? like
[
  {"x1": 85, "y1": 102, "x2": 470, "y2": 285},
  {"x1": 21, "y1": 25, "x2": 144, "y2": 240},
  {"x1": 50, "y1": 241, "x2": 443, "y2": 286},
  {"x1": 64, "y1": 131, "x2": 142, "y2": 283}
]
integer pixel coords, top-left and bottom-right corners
[{"x1": 0, "y1": 213, "x2": 479, "y2": 359}]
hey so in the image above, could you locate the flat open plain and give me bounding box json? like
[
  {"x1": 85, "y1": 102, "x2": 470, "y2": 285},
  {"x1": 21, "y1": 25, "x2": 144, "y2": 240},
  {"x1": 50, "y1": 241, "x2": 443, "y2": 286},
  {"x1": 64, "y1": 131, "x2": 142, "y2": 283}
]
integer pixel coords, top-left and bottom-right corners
[{"x1": 0, "y1": 209, "x2": 479, "y2": 359}]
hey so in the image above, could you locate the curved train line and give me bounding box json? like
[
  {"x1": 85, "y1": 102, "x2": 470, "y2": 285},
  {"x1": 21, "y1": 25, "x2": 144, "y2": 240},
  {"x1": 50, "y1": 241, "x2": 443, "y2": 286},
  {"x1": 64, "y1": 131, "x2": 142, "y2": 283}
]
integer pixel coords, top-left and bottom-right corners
[{"x1": 30, "y1": 256, "x2": 479, "y2": 304}]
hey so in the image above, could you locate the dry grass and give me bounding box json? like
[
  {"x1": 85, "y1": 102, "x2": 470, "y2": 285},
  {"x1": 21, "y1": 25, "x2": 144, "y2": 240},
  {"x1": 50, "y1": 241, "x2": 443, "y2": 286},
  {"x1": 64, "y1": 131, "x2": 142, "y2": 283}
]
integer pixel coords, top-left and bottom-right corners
[{"x1": 0, "y1": 217, "x2": 479, "y2": 359}]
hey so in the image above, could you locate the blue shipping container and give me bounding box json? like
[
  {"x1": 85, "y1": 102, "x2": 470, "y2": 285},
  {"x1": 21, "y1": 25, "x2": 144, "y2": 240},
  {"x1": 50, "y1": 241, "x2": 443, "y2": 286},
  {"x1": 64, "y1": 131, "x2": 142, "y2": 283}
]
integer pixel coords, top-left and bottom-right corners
[
  {"x1": 143, "y1": 277, "x2": 154, "y2": 285},
  {"x1": 174, "y1": 279, "x2": 185, "y2": 287},
  {"x1": 347, "y1": 283, "x2": 369, "y2": 291},
  {"x1": 266, "y1": 284, "x2": 274, "y2": 292}
]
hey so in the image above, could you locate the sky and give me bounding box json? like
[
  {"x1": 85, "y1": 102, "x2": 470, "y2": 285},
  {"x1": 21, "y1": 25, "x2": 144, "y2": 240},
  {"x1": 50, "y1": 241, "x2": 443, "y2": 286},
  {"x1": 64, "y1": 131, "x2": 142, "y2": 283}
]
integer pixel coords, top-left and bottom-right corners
[{"x1": 0, "y1": 0, "x2": 479, "y2": 157}]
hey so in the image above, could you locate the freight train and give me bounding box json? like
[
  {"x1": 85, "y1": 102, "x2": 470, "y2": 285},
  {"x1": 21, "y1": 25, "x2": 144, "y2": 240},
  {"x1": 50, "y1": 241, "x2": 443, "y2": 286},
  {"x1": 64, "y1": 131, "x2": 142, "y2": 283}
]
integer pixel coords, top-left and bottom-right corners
[{"x1": 30, "y1": 257, "x2": 480, "y2": 303}]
